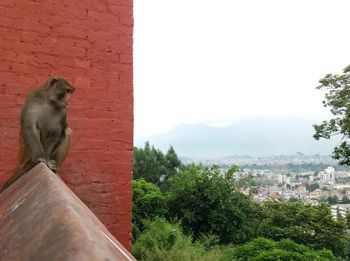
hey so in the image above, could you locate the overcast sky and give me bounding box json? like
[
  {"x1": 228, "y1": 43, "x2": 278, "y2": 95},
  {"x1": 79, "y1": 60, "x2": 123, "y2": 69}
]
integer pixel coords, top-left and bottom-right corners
[{"x1": 134, "y1": 0, "x2": 350, "y2": 138}]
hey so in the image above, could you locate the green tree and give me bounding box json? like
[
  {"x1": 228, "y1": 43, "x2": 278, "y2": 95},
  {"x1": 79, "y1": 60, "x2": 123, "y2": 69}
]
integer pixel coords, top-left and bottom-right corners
[
  {"x1": 165, "y1": 146, "x2": 182, "y2": 176},
  {"x1": 342, "y1": 195, "x2": 350, "y2": 203},
  {"x1": 260, "y1": 201, "x2": 347, "y2": 257},
  {"x1": 326, "y1": 195, "x2": 338, "y2": 205},
  {"x1": 132, "y1": 179, "x2": 168, "y2": 240},
  {"x1": 133, "y1": 220, "x2": 336, "y2": 261},
  {"x1": 132, "y1": 218, "x2": 220, "y2": 261},
  {"x1": 313, "y1": 65, "x2": 350, "y2": 165},
  {"x1": 306, "y1": 182, "x2": 320, "y2": 192},
  {"x1": 221, "y1": 237, "x2": 335, "y2": 261},
  {"x1": 133, "y1": 142, "x2": 182, "y2": 188},
  {"x1": 288, "y1": 197, "x2": 300, "y2": 202},
  {"x1": 167, "y1": 164, "x2": 261, "y2": 244}
]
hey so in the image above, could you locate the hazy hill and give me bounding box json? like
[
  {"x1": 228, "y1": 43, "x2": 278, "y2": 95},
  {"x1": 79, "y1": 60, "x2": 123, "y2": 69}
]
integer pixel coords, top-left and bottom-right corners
[{"x1": 135, "y1": 118, "x2": 339, "y2": 159}]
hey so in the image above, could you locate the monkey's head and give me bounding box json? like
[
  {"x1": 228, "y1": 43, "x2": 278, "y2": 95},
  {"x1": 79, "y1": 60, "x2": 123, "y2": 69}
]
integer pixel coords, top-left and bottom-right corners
[{"x1": 45, "y1": 76, "x2": 75, "y2": 109}]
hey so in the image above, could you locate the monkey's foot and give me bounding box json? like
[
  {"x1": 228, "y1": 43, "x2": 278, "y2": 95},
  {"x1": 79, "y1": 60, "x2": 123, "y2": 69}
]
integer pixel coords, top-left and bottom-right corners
[{"x1": 48, "y1": 160, "x2": 57, "y2": 172}]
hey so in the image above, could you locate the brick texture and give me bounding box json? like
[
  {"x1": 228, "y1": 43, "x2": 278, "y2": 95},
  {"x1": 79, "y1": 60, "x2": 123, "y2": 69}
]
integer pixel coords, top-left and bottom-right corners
[{"x1": 0, "y1": 0, "x2": 133, "y2": 250}]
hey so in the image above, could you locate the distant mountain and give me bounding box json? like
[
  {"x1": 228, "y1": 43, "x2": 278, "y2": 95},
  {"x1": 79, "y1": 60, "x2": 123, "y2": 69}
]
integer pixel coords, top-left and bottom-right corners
[{"x1": 134, "y1": 118, "x2": 340, "y2": 159}]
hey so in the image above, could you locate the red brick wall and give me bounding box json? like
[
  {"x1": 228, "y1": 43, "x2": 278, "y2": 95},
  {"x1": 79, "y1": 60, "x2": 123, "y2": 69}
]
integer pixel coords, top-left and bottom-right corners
[{"x1": 0, "y1": 0, "x2": 133, "y2": 250}]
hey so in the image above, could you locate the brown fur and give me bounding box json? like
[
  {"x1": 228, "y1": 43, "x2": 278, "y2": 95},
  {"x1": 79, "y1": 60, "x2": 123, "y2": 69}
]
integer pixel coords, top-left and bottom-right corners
[{"x1": 1, "y1": 77, "x2": 75, "y2": 192}]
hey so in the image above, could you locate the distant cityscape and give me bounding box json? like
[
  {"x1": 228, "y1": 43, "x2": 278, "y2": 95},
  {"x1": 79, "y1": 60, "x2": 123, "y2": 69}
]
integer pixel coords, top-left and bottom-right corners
[
  {"x1": 183, "y1": 152, "x2": 337, "y2": 166},
  {"x1": 186, "y1": 153, "x2": 350, "y2": 219},
  {"x1": 248, "y1": 166, "x2": 350, "y2": 218}
]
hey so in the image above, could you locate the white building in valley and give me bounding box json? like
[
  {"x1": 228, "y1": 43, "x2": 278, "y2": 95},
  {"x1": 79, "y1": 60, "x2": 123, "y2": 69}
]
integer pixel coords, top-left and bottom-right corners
[
  {"x1": 331, "y1": 204, "x2": 350, "y2": 219},
  {"x1": 319, "y1": 167, "x2": 336, "y2": 184}
]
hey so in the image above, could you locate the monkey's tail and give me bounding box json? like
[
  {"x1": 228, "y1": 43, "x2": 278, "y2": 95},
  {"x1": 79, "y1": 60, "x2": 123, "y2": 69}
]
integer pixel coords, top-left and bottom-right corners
[{"x1": 0, "y1": 167, "x2": 26, "y2": 193}]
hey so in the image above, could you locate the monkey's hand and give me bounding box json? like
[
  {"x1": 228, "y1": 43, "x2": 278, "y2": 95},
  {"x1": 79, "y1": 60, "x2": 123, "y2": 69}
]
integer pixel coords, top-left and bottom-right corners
[
  {"x1": 48, "y1": 160, "x2": 57, "y2": 173},
  {"x1": 36, "y1": 158, "x2": 57, "y2": 172},
  {"x1": 36, "y1": 157, "x2": 49, "y2": 165}
]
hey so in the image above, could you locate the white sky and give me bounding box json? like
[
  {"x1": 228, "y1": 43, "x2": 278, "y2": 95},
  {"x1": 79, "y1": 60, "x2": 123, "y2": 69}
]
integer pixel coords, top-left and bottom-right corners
[{"x1": 134, "y1": 0, "x2": 350, "y2": 138}]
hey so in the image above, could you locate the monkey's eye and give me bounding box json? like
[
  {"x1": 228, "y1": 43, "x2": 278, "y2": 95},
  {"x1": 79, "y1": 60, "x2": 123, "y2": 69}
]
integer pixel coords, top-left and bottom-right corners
[
  {"x1": 57, "y1": 93, "x2": 65, "y2": 99},
  {"x1": 66, "y1": 89, "x2": 73, "y2": 94}
]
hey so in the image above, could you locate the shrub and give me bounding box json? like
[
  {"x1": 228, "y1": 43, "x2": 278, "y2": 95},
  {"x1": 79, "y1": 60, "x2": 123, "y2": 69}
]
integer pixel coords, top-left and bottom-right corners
[
  {"x1": 220, "y1": 237, "x2": 335, "y2": 261},
  {"x1": 132, "y1": 218, "x2": 221, "y2": 261}
]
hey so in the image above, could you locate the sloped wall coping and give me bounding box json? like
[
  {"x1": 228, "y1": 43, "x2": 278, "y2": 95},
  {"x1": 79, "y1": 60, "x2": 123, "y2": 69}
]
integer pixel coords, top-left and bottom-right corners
[{"x1": 0, "y1": 163, "x2": 136, "y2": 261}]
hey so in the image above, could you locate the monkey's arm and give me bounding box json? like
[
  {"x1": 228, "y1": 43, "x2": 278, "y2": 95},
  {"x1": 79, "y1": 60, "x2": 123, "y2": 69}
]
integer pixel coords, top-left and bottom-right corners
[
  {"x1": 22, "y1": 125, "x2": 47, "y2": 163},
  {"x1": 21, "y1": 111, "x2": 47, "y2": 163},
  {"x1": 43, "y1": 119, "x2": 67, "y2": 161},
  {"x1": 44, "y1": 136, "x2": 61, "y2": 159},
  {"x1": 42, "y1": 135, "x2": 62, "y2": 171}
]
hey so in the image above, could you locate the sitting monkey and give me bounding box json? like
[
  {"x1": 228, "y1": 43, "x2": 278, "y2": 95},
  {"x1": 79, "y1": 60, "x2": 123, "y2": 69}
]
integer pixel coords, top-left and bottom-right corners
[{"x1": 1, "y1": 76, "x2": 75, "y2": 192}]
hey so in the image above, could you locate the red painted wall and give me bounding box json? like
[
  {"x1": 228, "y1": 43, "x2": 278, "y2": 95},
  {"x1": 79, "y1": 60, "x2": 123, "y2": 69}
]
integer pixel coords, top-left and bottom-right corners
[{"x1": 0, "y1": 0, "x2": 133, "y2": 250}]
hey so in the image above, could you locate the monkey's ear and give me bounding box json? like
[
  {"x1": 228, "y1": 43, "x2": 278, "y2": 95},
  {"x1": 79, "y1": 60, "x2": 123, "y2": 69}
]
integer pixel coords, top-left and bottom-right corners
[{"x1": 45, "y1": 76, "x2": 59, "y2": 89}]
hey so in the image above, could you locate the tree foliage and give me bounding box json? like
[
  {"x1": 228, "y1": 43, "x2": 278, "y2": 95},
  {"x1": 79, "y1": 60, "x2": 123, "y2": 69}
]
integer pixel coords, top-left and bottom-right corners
[
  {"x1": 306, "y1": 182, "x2": 319, "y2": 192},
  {"x1": 167, "y1": 164, "x2": 261, "y2": 244},
  {"x1": 132, "y1": 145, "x2": 349, "y2": 258},
  {"x1": 133, "y1": 220, "x2": 335, "y2": 261},
  {"x1": 132, "y1": 218, "x2": 221, "y2": 261},
  {"x1": 314, "y1": 65, "x2": 350, "y2": 165},
  {"x1": 260, "y1": 201, "x2": 347, "y2": 257},
  {"x1": 342, "y1": 195, "x2": 350, "y2": 204},
  {"x1": 132, "y1": 179, "x2": 168, "y2": 240},
  {"x1": 326, "y1": 195, "x2": 338, "y2": 205},
  {"x1": 221, "y1": 237, "x2": 335, "y2": 261},
  {"x1": 133, "y1": 142, "x2": 182, "y2": 189}
]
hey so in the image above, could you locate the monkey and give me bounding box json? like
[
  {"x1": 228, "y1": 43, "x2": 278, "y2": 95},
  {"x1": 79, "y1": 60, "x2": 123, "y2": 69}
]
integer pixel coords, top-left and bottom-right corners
[{"x1": 1, "y1": 76, "x2": 75, "y2": 192}]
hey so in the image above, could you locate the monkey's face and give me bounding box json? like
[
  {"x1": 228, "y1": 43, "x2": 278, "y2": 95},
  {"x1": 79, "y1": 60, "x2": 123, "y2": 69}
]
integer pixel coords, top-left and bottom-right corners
[
  {"x1": 56, "y1": 88, "x2": 74, "y2": 108},
  {"x1": 47, "y1": 77, "x2": 75, "y2": 109}
]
